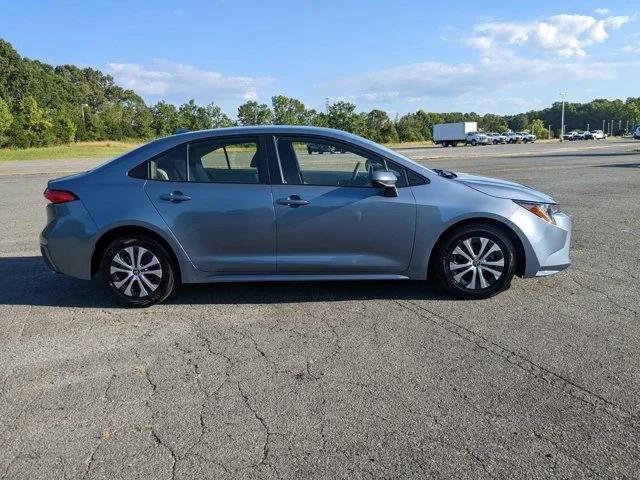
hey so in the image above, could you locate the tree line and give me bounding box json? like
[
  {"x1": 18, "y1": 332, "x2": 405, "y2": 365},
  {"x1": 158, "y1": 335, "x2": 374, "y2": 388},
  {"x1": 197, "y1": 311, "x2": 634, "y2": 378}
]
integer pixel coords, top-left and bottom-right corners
[{"x1": 1, "y1": 38, "x2": 639, "y2": 149}]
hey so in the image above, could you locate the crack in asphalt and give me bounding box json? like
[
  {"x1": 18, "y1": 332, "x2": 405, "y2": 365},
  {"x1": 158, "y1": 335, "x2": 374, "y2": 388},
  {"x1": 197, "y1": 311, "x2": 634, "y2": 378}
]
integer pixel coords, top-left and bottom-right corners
[
  {"x1": 531, "y1": 429, "x2": 607, "y2": 479},
  {"x1": 142, "y1": 361, "x2": 177, "y2": 480},
  {"x1": 395, "y1": 300, "x2": 640, "y2": 433},
  {"x1": 237, "y1": 382, "x2": 271, "y2": 470},
  {"x1": 568, "y1": 275, "x2": 639, "y2": 316}
]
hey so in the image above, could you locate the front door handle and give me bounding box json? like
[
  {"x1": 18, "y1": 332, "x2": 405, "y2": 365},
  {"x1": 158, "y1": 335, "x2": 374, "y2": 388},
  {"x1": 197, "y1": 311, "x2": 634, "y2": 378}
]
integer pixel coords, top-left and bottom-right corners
[
  {"x1": 277, "y1": 195, "x2": 309, "y2": 207},
  {"x1": 160, "y1": 191, "x2": 191, "y2": 203}
]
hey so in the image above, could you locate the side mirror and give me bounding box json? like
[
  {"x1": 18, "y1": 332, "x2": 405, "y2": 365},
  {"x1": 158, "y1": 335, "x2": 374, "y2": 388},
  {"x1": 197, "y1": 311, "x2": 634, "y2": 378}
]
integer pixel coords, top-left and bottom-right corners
[{"x1": 371, "y1": 170, "x2": 398, "y2": 197}]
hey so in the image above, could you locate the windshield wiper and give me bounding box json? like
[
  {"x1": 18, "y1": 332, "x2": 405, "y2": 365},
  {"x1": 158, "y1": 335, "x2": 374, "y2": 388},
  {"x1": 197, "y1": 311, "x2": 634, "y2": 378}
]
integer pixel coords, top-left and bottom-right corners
[{"x1": 433, "y1": 168, "x2": 457, "y2": 179}]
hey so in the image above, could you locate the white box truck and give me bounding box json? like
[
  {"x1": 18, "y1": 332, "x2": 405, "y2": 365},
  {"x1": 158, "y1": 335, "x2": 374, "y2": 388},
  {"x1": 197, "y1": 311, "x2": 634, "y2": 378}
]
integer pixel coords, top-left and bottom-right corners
[{"x1": 433, "y1": 122, "x2": 478, "y2": 147}]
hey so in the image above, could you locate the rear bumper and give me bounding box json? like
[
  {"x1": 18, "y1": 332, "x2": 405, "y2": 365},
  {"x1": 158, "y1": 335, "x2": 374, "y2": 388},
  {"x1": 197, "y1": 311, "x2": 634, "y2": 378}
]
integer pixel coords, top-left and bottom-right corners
[
  {"x1": 40, "y1": 201, "x2": 98, "y2": 280},
  {"x1": 40, "y1": 244, "x2": 60, "y2": 273}
]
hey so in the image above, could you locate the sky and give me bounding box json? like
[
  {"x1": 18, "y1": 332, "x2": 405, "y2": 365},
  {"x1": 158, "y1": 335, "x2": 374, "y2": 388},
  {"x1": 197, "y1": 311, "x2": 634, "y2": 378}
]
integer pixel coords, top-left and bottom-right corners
[{"x1": 1, "y1": 0, "x2": 639, "y2": 118}]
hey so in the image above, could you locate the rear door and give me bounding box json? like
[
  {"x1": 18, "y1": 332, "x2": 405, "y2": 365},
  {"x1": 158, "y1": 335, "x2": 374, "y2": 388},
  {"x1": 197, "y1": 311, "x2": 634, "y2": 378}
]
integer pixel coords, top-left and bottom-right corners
[
  {"x1": 144, "y1": 135, "x2": 276, "y2": 273},
  {"x1": 268, "y1": 135, "x2": 417, "y2": 274}
]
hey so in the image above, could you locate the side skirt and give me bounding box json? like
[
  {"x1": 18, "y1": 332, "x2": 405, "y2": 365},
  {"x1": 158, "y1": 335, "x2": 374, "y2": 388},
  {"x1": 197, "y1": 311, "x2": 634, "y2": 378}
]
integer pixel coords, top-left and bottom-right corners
[{"x1": 193, "y1": 274, "x2": 411, "y2": 284}]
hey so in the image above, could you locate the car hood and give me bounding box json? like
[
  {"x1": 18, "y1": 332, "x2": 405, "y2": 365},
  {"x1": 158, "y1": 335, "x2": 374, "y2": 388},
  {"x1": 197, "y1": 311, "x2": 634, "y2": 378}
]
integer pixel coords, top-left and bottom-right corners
[{"x1": 453, "y1": 173, "x2": 555, "y2": 203}]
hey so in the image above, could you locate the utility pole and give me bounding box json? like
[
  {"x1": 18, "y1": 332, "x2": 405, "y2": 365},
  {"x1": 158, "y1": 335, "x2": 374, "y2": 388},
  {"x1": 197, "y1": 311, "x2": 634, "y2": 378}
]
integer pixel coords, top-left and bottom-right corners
[
  {"x1": 559, "y1": 93, "x2": 566, "y2": 141},
  {"x1": 587, "y1": 123, "x2": 589, "y2": 132},
  {"x1": 325, "y1": 97, "x2": 330, "y2": 114},
  {"x1": 611, "y1": 119, "x2": 614, "y2": 136},
  {"x1": 602, "y1": 119, "x2": 605, "y2": 132},
  {"x1": 548, "y1": 124, "x2": 552, "y2": 140}
]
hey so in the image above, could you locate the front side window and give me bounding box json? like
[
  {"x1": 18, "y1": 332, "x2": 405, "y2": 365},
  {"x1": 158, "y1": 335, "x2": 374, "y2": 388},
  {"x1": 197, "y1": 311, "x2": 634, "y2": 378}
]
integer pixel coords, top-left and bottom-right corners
[
  {"x1": 188, "y1": 138, "x2": 261, "y2": 184},
  {"x1": 275, "y1": 137, "x2": 406, "y2": 187}
]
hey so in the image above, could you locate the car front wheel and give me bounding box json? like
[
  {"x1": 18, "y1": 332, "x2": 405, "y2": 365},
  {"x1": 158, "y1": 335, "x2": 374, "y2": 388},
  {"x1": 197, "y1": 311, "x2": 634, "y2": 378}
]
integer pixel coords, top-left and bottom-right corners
[
  {"x1": 432, "y1": 224, "x2": 516, "y2": 299},
  {"x1": 100, "y1": 236, "x2": 176, "y2": 307}
]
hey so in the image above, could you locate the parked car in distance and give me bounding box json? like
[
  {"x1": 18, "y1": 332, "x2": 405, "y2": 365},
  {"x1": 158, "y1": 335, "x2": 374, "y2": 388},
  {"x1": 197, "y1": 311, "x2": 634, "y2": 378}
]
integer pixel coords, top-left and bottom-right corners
[
  {"x1": 307, "y1": 143, "x2": 335, "y2": 154},
  {"x1": 583, "y1": 131, "x2": 594, "y2": 140},
  {"x1": 465, "y1": 132, "x2": 489, "y2": 146},
  {"x1": 516, "y1": 131, "x2": 536, "y2": 143},
  {"x1": 487, "y1": 133, "x2": 507, "y2": 144},
  {"x1": 563, "y1": 131, "x2": 580, "y2": 141},
  {"x1": 41, "y1": 126, "x2": 572, "y2": 307},
  {"x1": 505, "y1": 132, "x2": 523, "y2": 144},
  {"x1": 433, "y1": 122, "x2": 478, "y2": 147},
  {"x1": 633, "y1": 125, "x2": 640, "y2": 140}
]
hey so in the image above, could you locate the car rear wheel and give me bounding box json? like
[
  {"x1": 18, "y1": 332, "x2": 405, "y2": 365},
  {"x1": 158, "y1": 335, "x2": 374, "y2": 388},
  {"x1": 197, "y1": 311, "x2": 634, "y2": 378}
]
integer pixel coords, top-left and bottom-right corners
[
  {"x1": 100, "y1": 236, "x2": 176, "y2": 307},
  {"x1": 432, "y1": 224, "x2": 516, "y2": 299},
  {"x1": 471, "y1": 140, "x2": 477, "y2": 146}
]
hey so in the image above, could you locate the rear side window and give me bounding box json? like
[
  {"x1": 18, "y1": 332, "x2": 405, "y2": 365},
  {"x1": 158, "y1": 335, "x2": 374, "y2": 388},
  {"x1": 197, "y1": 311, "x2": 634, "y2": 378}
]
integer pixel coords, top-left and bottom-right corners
[
  {"x1": 188, "y1": 138, "x2": 261, "y2": 184},
  {"x1": 149, "y1": 145, "x2": 187, "y2": 181}
]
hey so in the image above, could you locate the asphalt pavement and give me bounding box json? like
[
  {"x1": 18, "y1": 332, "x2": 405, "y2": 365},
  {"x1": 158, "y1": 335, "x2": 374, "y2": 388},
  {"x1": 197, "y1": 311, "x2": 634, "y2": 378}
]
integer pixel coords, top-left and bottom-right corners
[{"x1": 0, "y1": 139, "x2": 639, "y2": 479}]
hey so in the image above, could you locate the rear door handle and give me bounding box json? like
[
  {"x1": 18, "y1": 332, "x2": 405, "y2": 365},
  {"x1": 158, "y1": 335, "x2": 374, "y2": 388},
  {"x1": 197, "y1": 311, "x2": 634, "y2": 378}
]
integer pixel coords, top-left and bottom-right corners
[
  {"x1": 160, "y1": 191, "x2": 191, "y2": 203},
  {"x1": 277, "y1": 195, "x2": 309, "y2": 207}
]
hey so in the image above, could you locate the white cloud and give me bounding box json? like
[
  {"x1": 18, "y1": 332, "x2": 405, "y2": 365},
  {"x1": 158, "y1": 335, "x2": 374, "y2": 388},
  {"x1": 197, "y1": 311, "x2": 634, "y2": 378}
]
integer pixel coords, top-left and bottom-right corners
[
  {"x1": 465, "y1": 14, "x2": 631, "y2": 57},
  {"x1": 107, "y1": 60, "x2": 274, "y2": 104},
  {"x1": 334, "y1": 55, "x2": 623, "y2": 108},
  {"x1": 594, "y1": 8, "x2": 609, "y2": 16}
]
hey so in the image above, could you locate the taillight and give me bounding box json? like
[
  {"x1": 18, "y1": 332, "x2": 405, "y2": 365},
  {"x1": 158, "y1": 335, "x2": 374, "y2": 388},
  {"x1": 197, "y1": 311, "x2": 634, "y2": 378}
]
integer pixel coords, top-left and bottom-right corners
[{"x1": 44, "y1": 188, "x2": 78, "y2": 204}]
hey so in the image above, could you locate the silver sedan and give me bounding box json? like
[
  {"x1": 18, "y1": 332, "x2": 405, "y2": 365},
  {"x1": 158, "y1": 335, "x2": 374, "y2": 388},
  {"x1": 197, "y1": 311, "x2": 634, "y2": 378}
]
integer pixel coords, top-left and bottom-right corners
[{"x1": 40, "y1": 126, "x2": 571, "y2": 307}]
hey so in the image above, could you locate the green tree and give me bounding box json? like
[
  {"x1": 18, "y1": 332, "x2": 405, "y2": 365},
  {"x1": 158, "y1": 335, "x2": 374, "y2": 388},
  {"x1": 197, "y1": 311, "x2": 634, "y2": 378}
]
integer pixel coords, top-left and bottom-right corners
[
  {"x1": 204, "y1": 102, "x2": 234, "y2": 128},
  {"x1": 177, "y1": 100, "x2": 201, "y2": 130},
  {"x1": 53, "y1": 116, "x2": 77, "y2": 143},
  {"x1": 0, "y1": 97, "x2": 13, "y2": 146},
  {"x1": 327, "y1": 101, "x2": 360, "y2": 132},
  {"x1": 366, "y1": 109, "x2": 398, "y2": 143},
  {"x1": 237, "y1": 100, "x2": 273, "y2": 125},
  {"x1": 529, "y1": 119, "x2": 545, "y2": 138},
  {"x1": 308, "y1": 110, "x2": 329, "y2": 128},
  {"x1": 480, "y1": 114, "x2": 508, "y2": 133},
  {"x1": 22, "y1": 95, "x2": 53, "y2": 147},
  {"x1": 151, "y1": 101, "x2": 179, "y2": 137},
  {"x1": 272, "y1": 95, "x2": 307, "y2": 125},
  {"x1": 396, "y1": 113, "x2": 425, "y2": 142}
]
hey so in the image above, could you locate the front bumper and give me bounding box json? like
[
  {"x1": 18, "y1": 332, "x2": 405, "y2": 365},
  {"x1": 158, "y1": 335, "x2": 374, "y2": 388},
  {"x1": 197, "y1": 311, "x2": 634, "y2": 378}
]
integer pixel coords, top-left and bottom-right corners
[{"x1": 509, "y1": 208, "x2": 572, "y2": 278}]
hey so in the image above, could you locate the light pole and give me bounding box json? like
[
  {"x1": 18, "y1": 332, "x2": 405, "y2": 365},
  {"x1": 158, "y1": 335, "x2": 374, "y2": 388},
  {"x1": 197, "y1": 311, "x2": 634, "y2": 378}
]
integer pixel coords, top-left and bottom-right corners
[
  {"x1": 559, "y1": 93, "x2": 566, "y2": 142},
  {"x1": 548, "y1": 124, "x2": 552, "y2": 140},
  {"x1": 81, "y1": 103, "x2": 88, "y2": 124}
]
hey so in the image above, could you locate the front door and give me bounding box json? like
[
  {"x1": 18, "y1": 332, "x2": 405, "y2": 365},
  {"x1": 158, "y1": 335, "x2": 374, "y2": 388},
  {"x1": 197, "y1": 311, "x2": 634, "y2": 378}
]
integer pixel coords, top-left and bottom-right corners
[
  {"x1": 144, "y1": 136, "x2": 276, "y2": 273},
  {"x1": 269, "y1": 136, "x2": 416, "y2": 274}
]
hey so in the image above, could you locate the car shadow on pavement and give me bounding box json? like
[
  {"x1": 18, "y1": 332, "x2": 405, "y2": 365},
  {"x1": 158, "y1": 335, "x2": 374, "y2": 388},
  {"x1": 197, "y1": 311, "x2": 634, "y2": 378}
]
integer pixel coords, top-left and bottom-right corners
[
  {"x1": 0, "y1": 256, "x2": 448, "y2": 308},
  {"x1": 595, "y1": 162, "x2": 640, "y2": 168},
  {"x1": 521, "y1": 151, "x2": 639, "y2": 160}
]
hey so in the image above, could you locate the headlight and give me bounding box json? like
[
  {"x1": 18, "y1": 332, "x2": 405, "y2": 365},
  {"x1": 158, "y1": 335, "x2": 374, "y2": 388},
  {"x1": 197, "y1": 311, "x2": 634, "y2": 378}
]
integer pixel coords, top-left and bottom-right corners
[{"x1": 513, "y1": 200, "x2": 559, "y2": 225}]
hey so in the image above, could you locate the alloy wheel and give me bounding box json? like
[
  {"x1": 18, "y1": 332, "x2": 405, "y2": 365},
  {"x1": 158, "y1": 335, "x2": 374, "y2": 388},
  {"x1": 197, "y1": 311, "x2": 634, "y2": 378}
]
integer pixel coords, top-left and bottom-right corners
[
  {"x1": 109, "y1": 246, "x2": 162, "y2": 297},
  {"x1": 448, "y1": 237, "x2": 505, "y2": 290}
]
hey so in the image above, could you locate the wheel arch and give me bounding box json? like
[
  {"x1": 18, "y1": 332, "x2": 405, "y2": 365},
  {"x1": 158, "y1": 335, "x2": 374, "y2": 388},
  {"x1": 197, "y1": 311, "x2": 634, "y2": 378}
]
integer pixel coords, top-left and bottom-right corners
[
  {"x1": 91, "y1": 224, "x2": 183, "y2": 283},
  {"x1": 427, "y1": 217, "x2": 527, "y2": 278}
]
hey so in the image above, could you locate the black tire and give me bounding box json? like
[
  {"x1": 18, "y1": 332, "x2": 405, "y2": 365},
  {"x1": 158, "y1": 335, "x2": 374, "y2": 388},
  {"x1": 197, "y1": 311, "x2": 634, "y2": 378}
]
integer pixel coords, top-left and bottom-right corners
[
  {"x1": 431, "y1": 223, "x2": 516, "y2": 299},
  {"x1": 100, "y1": 235, "x2": 176, "y2": 307},
  {"x1": 471, "y1": 140, "x2": 477, "y2": 146}
]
